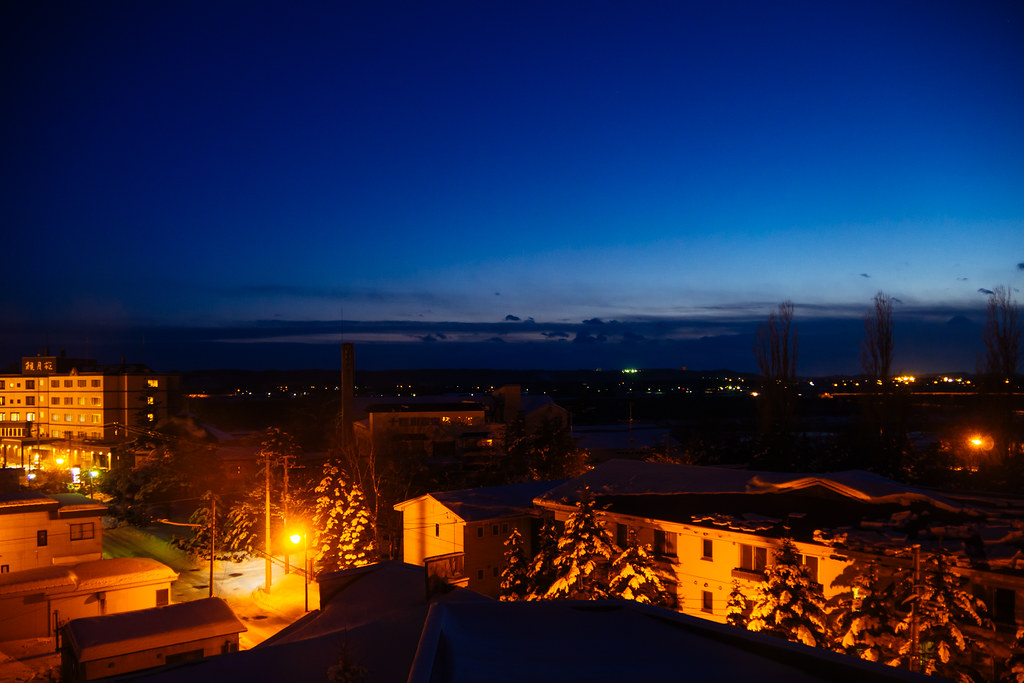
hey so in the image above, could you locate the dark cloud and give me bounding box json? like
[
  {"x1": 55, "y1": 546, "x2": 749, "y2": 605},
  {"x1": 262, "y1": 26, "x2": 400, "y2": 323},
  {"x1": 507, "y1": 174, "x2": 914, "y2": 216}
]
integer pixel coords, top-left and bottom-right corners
[
  {"x1": 419, "y1": 334, "x2": 441, "y2": 343},
  {"x1": 525, "y1": 317, "x2": 535, "y2": 324},
  {"x1": 486, "y1": 337, "x2": 506, "y2": 343},
  {"x1": 582, "y1": 318, "x2": 604, "y2": 325},
  {"x1": 957, "y1": 277, "x2": 968, "y2": 281},
  {"x1": 978, "y1": 288, "x2": 995, "y2": 295},
  {"x1": 1018, "y1": 263, "x2": 1024, "y2": 271},
  {"x1": 573, "y1": 332, "x2": 607, "y2": 344},
  {"x1": 860, "y1": 273, "x2": 870, "y2": 278},
  {"x1": 505, "y1": 314, "x2": 520, "y2": 321},
  {"x1": 542, "y1": 331, "x2": 570, "y2": 339},
  {"x1": 891, "y1": 297, "x2": 903, "y2": 305},
  {"x1": 622, "y1": 331, "x2": 646, "y2": 343}
]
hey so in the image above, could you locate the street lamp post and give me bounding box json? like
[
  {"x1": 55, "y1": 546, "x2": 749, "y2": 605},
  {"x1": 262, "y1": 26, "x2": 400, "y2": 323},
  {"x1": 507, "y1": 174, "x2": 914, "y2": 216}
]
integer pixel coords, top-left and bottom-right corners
[{"x1": 290, "y1": 532, "x2": 308, "y2": 612}]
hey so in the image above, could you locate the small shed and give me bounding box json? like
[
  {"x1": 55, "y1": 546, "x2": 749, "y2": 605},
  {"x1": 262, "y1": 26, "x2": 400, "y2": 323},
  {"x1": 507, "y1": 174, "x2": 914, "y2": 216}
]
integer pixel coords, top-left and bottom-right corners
[{"x1": 60, "y1": 596, "x2": 247, "y2": 682}]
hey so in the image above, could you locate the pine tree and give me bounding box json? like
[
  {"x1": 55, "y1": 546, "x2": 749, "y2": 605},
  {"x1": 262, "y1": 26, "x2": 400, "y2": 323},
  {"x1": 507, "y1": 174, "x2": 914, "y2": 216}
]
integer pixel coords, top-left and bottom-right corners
[
  {"x1": 725, "y1": 580, "x2": 750, "y2": 629},
  {"x1": 892, "y1": 546, "x2": 992, "y2": 681},
  {"x1": 499, "y1": 526, "x2": 530, "y2": 601},
  {"x1": 607, "y1": 531, "x2": 671, "y2": 607},
  {"x1": 1000, "y1": 627, "x2": 1024, "y2": 683},
  {"x1": 313, "y1": 458, "x2": 376, "y2": 573},
  {"x1": 747, "y1": 539, "x2": 830, "y2": 648},
  {"x1": 545, "y1": 488, "x2": 616, "y2": 600},
  {"x1": 828, "y1": 560, "x2": 897, "y2": 662},
  {"x1": 525, "y1": 519, "x2": 559, "y2": 600}
]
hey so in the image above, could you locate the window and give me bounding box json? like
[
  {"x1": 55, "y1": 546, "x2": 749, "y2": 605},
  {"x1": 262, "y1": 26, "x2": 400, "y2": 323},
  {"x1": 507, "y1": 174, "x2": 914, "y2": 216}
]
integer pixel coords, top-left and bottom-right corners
[
  {"x1": 147, "y1": 396, "x2": 154, "y2": 405},
  {"x1": 802, "y1": 555, "x2": 819, "y2": 583},
  {"x1": 477, "y1": 569, "x2": 484, "y2": 580},
  {"x1": 51, "y1": 397, "x2": 59, "y2": 405},
  {"x1": 435, "y1": 523, "x2": 440, "y2": 537},
  {"x1": 10, "y1": 413, "x2": 19, "y2": 421},
  {"x1": 147, "y1": 379, "x2": 159, "y2": 388},
  {"x1": 91, "y1": 414, "x2": 100, "y2": 423},
  {"x1": 702, "y1": 539, "x2": 713, "y2": 560},
  {"x1": 91, "y1": 379, "x2": 101, "y2": 387},
  {"x1": 78, "y1": 380, "x2": 86, "y2": 387},
  {"x1": 492, "y1": 524, "x2": 499, "y2": 536},
  {"x1": 27, "y1": 413, "x2": 35, "y2": 421},
  {"x1": 156, "y1": 588, "x2": 169, "y2": 606},
  {"x1": 52, "y1": 430, "x2": 60, "y2": 438},
  {"x1": 64, "y1": 397, "x2": 73, "y2": 405},
  {"x1": 25, "y1": 396, "x2": 35, "y2": 406},
  {"x1": 0, "y1": 397, "x2": 4, "y2": 406},
  {"x1": 165, "y1": 649, "x2": 203, "y2": 665},
  {"x1": 70, "y1": 522, "x2": 95, "y2": 540},
  {"x1": 78, "y1": 397, "x2": 86, "y2": 406},
  {"x1": 64, "y1": 380, "x2": 72, "y2": 388},
  {"x1": 739, "y1": 544, "x2": 767, "y2": 573},
  {"x1": 79, "y1": 415, "x2": 86, "y2": 422},
  {"x1": 0, "y1": 381, "x2": 4, "y2": 389},
  {"x1": 501, "y1": 523, "x2": 509, "y2": 535},
  {"x1": 477, "y1": 527, "x2": 484, "y2": 538},
  {"x1": 91, "y1": 397, "x2": 101, "y2": 406},
  {"x1": 702, "y1": 590, "x2": 714, "y2": 613},
  {"x1": 26, "y1": 380, "x2": 35, "y2": 390},
  {"x1": 653, "y1": 530, "x2": 677, "y2": 559},
  {"x1": 493, "y1": 567, "x2": 500, "y2": 577},
  {"x1": 0, "y1": 413, "x2": 5, "y2": 422},
  {"x1": 37, "y1": 530, "x2": 48, "y2": 547},
  {"x1": 1, "y1": 565, "x2": 8, "y2": 573},
  {"x1": 65, "y1": 414, "x2": 72, "y2": 421}
]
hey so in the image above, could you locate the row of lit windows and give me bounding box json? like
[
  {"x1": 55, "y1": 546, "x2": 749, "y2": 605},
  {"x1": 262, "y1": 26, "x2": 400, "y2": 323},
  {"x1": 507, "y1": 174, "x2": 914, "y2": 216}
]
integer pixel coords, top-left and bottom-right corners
[
  {"x1": 50, "y1": 430, "x2": 103, "y2": 439},
  {"x1": 50, "y1": 397, "x2": 102, "y2": 406},
  {"x1": 0, "y1": 378, "x2": 159, "y2": 390},
  {"x1": 0, "y1": 412, "x2": 101, "y2": 423}
]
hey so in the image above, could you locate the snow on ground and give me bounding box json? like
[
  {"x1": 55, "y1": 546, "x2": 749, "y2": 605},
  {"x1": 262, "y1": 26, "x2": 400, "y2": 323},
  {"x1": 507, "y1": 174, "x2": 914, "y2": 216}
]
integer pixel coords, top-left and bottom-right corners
[{"x1": 0, "y1": 521, "x2": 317, "y2": 682}]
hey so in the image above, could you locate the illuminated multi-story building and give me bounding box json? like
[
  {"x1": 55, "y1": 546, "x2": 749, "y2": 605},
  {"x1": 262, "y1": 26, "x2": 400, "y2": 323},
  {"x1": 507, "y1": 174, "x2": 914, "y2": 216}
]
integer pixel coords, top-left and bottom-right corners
[{"x1": 0, "y1": 354, "x2": 178, "y2": 473}]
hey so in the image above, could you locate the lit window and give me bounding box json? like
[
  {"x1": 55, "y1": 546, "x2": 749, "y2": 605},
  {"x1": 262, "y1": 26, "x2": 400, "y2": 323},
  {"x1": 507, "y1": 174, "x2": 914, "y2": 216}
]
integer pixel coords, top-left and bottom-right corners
[
  {"x1": 147, "y1": 396, "x2": 154, "y2": 405},
  {"x1": 79, "y1": 415, "x2": 86, "y2": 423},
  {"x1": 91, "y1": 397, "x2": 100, "y2": 406},
  {"x1": 27, "y1": 413, "x2": 35, "y2": 421},
  {"x1": 91, "y1": 415, "x2": 100, "y2": 423},
  {"x1": 65, "y1": 414, "x2": 72, "y2": 422},
  {"x1": 147, "y1": 379, "x2": 159, "y2": 388},
  {"x1": 78, "y1": 397, "x2": 86, "y2": 406},
  {"x1": 10, "y1": 413, "x2": 19, "y2": 421}
]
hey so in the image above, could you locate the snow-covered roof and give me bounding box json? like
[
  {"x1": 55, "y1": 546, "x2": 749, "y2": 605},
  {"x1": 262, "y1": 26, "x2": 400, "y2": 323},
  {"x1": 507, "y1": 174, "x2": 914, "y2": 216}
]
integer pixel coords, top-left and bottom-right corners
[
  {"x1": 0, "y1": 557, "x2": 177, "y2": 597},
  {"x1": 535, "y1": 460, "x2": 963, "y2": 512},
  {"x1": 407, "y1": 600, "x2": 933, "y2": 683},
  {"x1": 0, "y1": 491, "x2": 55, "y2": 511},
  {"x1": 129, "y1": 561, "x2": 489, "y2": 683},
  {"x1": 49, "y1": 492, "x2": 108, "y2": 515},
  {"x1": 64, "y1": 596, "x2": 246, "y2": 662},
  {"x1": 397, "y1": 480, "x2": 563, "y2": 522}
]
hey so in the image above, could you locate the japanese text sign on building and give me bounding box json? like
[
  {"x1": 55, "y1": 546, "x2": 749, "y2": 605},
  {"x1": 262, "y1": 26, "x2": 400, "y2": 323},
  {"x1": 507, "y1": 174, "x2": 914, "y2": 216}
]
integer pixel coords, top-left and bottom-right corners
[{"x1": 22, "y1": 357, "x2": 56, "y2": 375}]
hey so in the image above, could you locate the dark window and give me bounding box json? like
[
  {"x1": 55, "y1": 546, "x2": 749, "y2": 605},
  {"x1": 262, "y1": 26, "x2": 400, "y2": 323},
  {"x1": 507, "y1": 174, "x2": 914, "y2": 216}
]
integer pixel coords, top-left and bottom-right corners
[
  {"x1": 70, "y1": 522, "x2": 95, "y2": 541},
  {"x1": 803, "y1": 555, "x2": 819, "y2": 583},
  {"x1": 477, "y1": 569, "x2": 484, "y2": 580},
  {"x1": 156, "y1": 589, "x2": 169, "y2": 606},
  {"x1": 492, "y1": 524, "x2": 499, "y2": 536},
  {"x1": 26, "y1": 380, "x2": 35, "y2": 390},
  {"x1": 702, "y1": 590, "x2": 714, "y2": 612},
  {"x1": 165, "y1": 649, "x2": 203, "y2": 665},
  {"x1": 994, "y1": 588, "x2": 1016, "y2": 625},
  {"x1": 434, "y1": 523, "x2": 440, "y2": 537},
  {"x1": 739, "y1": 544, "x2": 767, "y2": 573},
  {"x1": 654, "y1": 530, "x2": 677, "y2": 558},
  {"x1": 1, "y1": 565, "x2": 8, "y2": 573},
  {"x1": 477, "y1": 527, "x2": 483, "y2": 538},
  {"x1": 37, "y1": 530, "x2": 48, "y2": 547},
  {"x1": 501, "y1": 523, "x2": 509, "y2": 535},
  {"x1": 702, "y1": 539, "x2": 713, "y2": 560},
  {"x1": 493, "y1": 567, "x2": 500, "y2": 577}
]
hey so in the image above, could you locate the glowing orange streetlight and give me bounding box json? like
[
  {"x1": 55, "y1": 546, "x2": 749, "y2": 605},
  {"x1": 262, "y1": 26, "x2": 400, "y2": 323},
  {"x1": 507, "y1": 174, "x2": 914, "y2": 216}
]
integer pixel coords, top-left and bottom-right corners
[{"x1": 290, "y1": 531, "x2": 308, "y2": 612}]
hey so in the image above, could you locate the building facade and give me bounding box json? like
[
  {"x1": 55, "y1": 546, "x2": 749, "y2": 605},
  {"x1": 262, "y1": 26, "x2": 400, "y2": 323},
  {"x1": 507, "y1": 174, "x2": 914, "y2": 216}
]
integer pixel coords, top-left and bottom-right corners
[
  {"x1": 0, "y1": 492, "x2": 106, "y2": 573},
  {"x1": 0, "y1": 355, "x2": 177, "y2": 473}
]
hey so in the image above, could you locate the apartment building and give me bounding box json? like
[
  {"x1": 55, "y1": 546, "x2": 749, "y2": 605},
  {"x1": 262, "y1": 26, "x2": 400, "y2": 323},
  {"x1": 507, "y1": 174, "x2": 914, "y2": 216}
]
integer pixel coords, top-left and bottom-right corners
[{"x1": 0, "y1": 354, "x2": 177, "y2": 472}]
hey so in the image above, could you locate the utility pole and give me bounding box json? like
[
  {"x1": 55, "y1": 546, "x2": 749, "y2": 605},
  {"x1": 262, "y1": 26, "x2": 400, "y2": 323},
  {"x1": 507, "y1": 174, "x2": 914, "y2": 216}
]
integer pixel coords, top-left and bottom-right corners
[
  {"x1": 282, "y1": 454, "x2": 292, "y2": 574},
  {"x1": 265, "y1": 454, "x2": 272, "y2": 593},
  {"x1": 910, "y1": 544, "x2": 921, "y2": 673},
  {"x1": 208, "y1": 495, "x2": 216, "y2": 598}
]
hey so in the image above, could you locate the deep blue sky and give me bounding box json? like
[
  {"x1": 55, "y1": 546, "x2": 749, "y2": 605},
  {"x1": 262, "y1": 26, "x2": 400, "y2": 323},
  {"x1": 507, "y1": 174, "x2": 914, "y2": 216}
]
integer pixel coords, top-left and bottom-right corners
[{"x1": 2, "y1": 1, "x2": 1022, "y2": 374}]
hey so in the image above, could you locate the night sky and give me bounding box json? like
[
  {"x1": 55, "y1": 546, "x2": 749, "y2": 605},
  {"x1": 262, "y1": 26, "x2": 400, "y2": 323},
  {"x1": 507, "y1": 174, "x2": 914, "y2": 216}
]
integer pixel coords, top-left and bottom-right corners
[{"x1": 2, "y1": 1, "x2": 1022, "y2": 374}]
